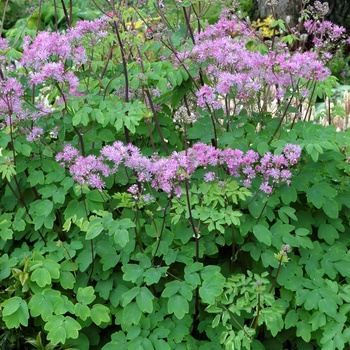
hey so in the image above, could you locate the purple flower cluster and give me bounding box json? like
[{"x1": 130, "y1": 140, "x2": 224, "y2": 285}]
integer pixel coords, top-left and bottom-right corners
[
  {"x1": 26, "y1": 126, "x2": 44, "y2": 142},
  {"x1": 0, "y1": 76, "x2": 24, "y2": 125},
  {"x1": 56, "y1": 145, "x2": 110, "y2": 190},
  {"x1": 20, "y1": 17, "x2": 108, "y2": 97},
  {"x1": 304, "y1": 20, "x2": 346, "y2": 42},
  {"x1": 56, "y1": 142, "x2": 302, "y2": 195},
  {"x1": 0, "y1": 18, "x2": 109, "y2": 141},
  {"x1": 190, "y1": 13, "x2": 331, "y2": 110},
  {"x1": 303, "y1": 19, "x2": 347, "y2": 56}
]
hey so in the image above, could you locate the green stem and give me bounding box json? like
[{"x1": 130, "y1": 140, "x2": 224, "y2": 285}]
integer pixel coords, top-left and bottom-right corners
[{"x1": 269, "y1": 255, "x2": 284, "y2": 293}]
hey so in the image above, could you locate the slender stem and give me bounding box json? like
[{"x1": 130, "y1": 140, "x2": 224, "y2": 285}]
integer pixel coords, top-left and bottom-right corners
[
  {"x1": 182, "y1": 125, "x2": 199, "y2": 263},
  {"x1": 146, "y1": 120, "x2": 156, "y2": 152},
  {"x1": 8, "y1": 113, "x2": 17, "y2": 167},
  {"x1": 0, "y1": 0, "x2": 9, "y2": 37},
  {"x1": 254, "y1": 293, "x2": 261, "y2": 329},
  {"x1": 218, "y1": 302, "x2": 252, "y2": 339},
  {"x1": 182, "y1": 7, "x2": 196, "y2": 44},
  {"x1": 60, "y1": 0, "x2": 71, "y2": 28},
  {"x1": 112, "y1": 18, "x2": 131, "y2": 144},
  {"x1": 5, "y1": 178, "x2": 47, "y2": 244},
  {"x1": 145, "y1": 89, "x2": 169, "y2": 155},
  {"x1": 167, "y1": 271, "x2": 184, "y2": 281},
  {"x1": 100, "y1": 46, "x2": 113, "y2": 81},
  {"x1": 91, "y1": 0, "x2": 108, "y2": 16},
  {"x1": 192, "y1": 2, "x2": 202, "y2": 34},
  {"x1": 269, "y1": 255, "x2": 284, "y2": 293},
  {"x1": 60, "y1": 241, "x2": 77, "y2": 276},
  {"x1": 131, "y1": 3, "x2": 201, "y2": 92},
  {"x1": 134, "y1": 206, "x2": 144, "y2": 253},
  {"x1": 53, "y1": 0, "x2": 59, "y2": 31},
  {"x1": 303, "y1": 83, "x2": 317, "y2": 123},
  {"x1": 326, "y1": 93, "x2": 331, "y2": 125},
  {"x1": 250, "y1": 292, "x2": 261, "y2": 330},
  {"x1": 268, "y1": 95, "x2": 294, "y2": 144},
  {"x1": 151, "y1": 196, "x2": 172, "y2": 262},
  {"x1": 87, "y1": 240, "x2": 95, "y2": 286},
  {"x1": 69, "y1": 0, "x2": 73, "y2": 26},
  {"x1": 36, "y1": 0, "x2": 43, "y2": 34},
  {"x1": 231, "y1": 225, "x2": 235, "y2": 272},
  {"x1": 209, "y1": 110, "x2": 218, "y2": 148},
  {"x1": 86, "y1": 46, "x2": 94, "y2": 92}
]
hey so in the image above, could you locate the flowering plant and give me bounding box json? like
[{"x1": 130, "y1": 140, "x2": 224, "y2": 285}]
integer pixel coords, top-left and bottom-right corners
[{"x1": 1, "y1": 1, "x2": 350, "y2": 349}]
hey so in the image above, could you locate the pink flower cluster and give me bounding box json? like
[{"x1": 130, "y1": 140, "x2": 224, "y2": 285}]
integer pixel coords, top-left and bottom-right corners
[
  {"x1": 56, "y1": 142, "x2": 302, "y2": 196},
  {"x1": 0, "y1": 18, "x2": 109, "y2": 140},
  {"x1": 0, "y1": 75, "x2": 24, "y2": 124},
  {"x1": 190, "y1": 14, "x2": 331, "y2": 109},
  {"x1": 303, "y1": 19, "x2": 347, "y2": 55},
  {"x1": 20, "y1": 17, "x2": 109, "y2": 96}
]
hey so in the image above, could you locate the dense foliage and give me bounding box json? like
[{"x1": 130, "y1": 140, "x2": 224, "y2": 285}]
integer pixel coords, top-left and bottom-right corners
[{"x1": 1, "y1": 0, "x2": 350, "y2": 349}]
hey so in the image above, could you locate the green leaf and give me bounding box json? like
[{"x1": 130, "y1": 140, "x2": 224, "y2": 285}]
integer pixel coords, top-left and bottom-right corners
[
  {"x1": 0, "y1": 254, "x2": 17, "y2": 282},
  {"x1": 199, "y1": 274, "x2": 225, "y2": 305},
  {"x1": 33, "y1": 212, "x2": 56, "y2": 230},
  {"x1": 53, "y1": 188, "x2": 66, "y2": 204},
  {"x1": 136, "y1": 287, "x2": 154, "y2": 313},
  {"x1": 31, "y1": 267, "x2": 52, "y2": 287},
  {"x1": 296, "y1": 319, "x2": 312, "y2": 342},
  {"x1": 96, "y1": 240, "x2": 119, "y2": 271},
  {"x1": 253, "y1": 224, "x2": 272, "y2": 246},
  {"x1": 334, "y1": 259, "x2": 350, "y2": 278},
  {"x1": 319, "y1": 298, "x2": 338, "y2": 317},
  {"x1": 43, "y1": 260, "x2": 60, "y2": 279},
  {"x1": 12, "y1": 219, "x2": 25, "y2": 232},
  {"x1": 91, "y1": 304, "x2": 111, "y2": 325},
  {"x1": 86, "y1": 217, "x2": 104, "y2": 240},
  {"x1": 186, "y1": 116, "x2": 214, "y2": 142},
  {"x1": 257, "y1": 141, "x2": 269, "y2": 156},
  {"x1": 100, "y1": 129, "x2": 116, "y2": 142},
  {"x1": 322, "y1": 199, "x2": 339, "y2": 219},
  {"x1": 184, "y1": 267, "x2": 201, "y2": 288},
  {"x1": 304, "y1": 289, "x2": 321, "y2": 310},
  {"x1": 295, "y1": 228, "x2": 309, "y2": 236},
  {"x1": 162, "y1": 280, "x2": 182, "y2": 298},
  {"x1": 122, "y1": 264, "x2": 144, "y2": 283},
  {"x1": 280, "y1": 184, "x2": 297, "y2": 204},
  {"x1": 38, "y1": 184, "x2": 57, "y2": 198},
  {"x1": 200, "y1": 265, "x2": 221, "y2": 280},
  {"x1": 28, "y1": 289, "x2": 60, "y2": 321},
  {"x1": 93, "y1": 109, "x2": 105, "y2": 124},
  {"x1": 64, "y1": 199, "x2": 87, "y2": 221},
  {"x1": 27, "y1": 170, "x2": 45, "y2": 186},
  {"x1": 76, "y1": 286, "x2": 96, "y2": 305},
  {"x1": 2, "y1": 297, "x2": 29, "y2": 328},
  {"x1": 285, "y1": 310, "x2": 298, "y2": 329},
  {"x1": 318, "y1": 224, "x2": 339, "y2": 245},
  {"x1": 307, "y1": 183, "x2": 337, "y2": 209},
  {"x1": 123, "y1": 302, "x2": 142, "y2": 326},
  {"x1": 309, "y1": 311, "x2": 327, "y2": 331},
  {"x1": 76, "y1": 249, "x2": 92, "y2": 272},
  {"x1": 44, "y1": 315, "x2": 81, "y2": 345},
  {"x1": 109, "y1": 218, "x2": 135, "y2": 247},
  {"x1": 122, "y1": 287, "x2": 140, "y2": 307},
  {"x1": 114, "y1": 228, "x2": 129, "y2": 247},
  {"x1": 278, "y1": 206, "x2": 297, "y2": 223},
  {"x1": 168, "y1": 71, "x2": 178, "y2": 87},
  {"x1": 102, "y1": 332, "x2": 127, "y2": 348},
  {"x1": 143, "y1": 267, "x2": 167, "y2": 285},
  {"x1": 35, "y1": 199, "x2": 54, "y2": 217},
  {"x1": 1, "y1": 228, "x2": 13, "y2": 240},
  {"x1": 167, "y1": 294, "x2": 189, "y2": 319},
  {"x1": 74, "y1": 303, "x2": 90, "y2": 321}
]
